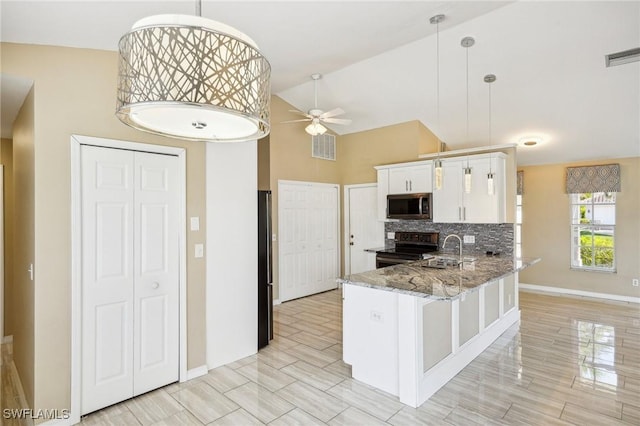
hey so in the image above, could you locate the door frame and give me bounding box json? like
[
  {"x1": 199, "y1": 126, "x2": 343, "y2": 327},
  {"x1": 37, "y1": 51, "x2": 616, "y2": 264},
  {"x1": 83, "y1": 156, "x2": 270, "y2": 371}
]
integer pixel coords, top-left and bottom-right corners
[
  {"x1": 277, "y1": 179, "x2": 340, "y2": 302},
  {"x1": 343, "y1": 183, "x2": 377, "y2": 276},
  {"x1": 69, "y1": 135, "x2": 187, "y2": 424}
]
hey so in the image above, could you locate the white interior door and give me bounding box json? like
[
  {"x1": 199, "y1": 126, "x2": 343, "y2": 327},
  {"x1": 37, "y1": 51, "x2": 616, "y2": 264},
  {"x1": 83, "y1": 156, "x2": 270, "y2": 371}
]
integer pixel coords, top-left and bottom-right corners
[
  {"x1": 81, "y1": 146, "x2": 179, "y2": 415},
  {"x1": 346, "y1": 184, "x2": 384, "y2": 274},
  {"x1": 279, "y1": 181, "x2": 339, "y2": 302},
  {"x1": 132, "y1": 151, "x2": 180, "y2": 395}
]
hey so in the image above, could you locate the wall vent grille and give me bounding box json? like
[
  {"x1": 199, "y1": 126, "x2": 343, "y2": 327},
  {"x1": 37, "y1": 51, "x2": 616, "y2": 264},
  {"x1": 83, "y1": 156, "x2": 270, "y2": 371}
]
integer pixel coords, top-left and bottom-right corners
[{"x1": 311, "y1": 134, "x2": 336, "y2": 161}]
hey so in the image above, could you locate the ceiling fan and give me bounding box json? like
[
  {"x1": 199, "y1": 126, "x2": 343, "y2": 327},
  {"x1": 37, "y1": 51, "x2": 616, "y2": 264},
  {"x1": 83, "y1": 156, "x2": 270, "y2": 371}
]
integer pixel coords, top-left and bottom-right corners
[{"x1": 283, "y1": 73, "x2": 352, "y2": 135}]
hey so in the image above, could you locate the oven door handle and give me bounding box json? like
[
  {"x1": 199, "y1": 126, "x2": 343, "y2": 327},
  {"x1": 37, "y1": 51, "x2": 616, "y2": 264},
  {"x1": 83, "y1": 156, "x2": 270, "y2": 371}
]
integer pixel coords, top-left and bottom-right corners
[{"x1": 376, "y1": 256, "x2": 416, "y2": 264}]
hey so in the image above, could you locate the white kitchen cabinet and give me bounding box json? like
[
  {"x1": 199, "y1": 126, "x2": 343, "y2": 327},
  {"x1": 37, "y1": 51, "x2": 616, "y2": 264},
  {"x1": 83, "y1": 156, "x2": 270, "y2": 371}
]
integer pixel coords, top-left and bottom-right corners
[
  {"x1": 375, "y1": 161, "x2": 432, "y2": 221},
  {"x1": 388, "y1": 164, "x2": 432, "y2": 194},
  {"x1": 432, "y1": 153, "x2": 505, "y2": 223}
]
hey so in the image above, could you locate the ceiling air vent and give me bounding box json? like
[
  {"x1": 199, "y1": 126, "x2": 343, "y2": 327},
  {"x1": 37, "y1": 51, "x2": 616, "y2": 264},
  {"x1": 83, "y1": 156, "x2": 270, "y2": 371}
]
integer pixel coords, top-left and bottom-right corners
[
  {"x1": 312, "y1": 134, "x2": 336, "y2": 161},
  {"x1": 605, "y1": 47, "x2": 640, "y2": 67}
]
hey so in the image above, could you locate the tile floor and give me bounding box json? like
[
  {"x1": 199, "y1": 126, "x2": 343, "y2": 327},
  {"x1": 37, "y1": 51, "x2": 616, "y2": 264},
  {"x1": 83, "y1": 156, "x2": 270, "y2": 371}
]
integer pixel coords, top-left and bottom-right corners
[{"x1": 2, "y1": 289, "x2": 639, "y2": 425}]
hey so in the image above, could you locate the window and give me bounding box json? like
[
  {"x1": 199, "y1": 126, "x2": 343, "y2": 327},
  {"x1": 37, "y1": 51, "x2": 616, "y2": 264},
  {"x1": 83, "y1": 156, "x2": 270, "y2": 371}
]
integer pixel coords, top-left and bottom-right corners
[
  {"x1": 515, "y1": 194, "x2": 522, "y2": 258},
  {"x1": 570, "y1": 192, "x2": 616, "y2": 271}
]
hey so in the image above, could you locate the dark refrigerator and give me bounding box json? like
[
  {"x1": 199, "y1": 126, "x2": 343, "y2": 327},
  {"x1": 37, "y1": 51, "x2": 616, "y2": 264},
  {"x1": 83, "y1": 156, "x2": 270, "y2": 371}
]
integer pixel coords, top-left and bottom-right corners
[{"x1": 258, "y1": 190, "x2": 273, "y2": 349}]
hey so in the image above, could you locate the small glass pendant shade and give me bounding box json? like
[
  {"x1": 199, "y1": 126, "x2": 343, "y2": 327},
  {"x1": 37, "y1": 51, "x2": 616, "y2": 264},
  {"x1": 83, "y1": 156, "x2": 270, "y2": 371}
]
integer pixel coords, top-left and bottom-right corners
[
  {"x1": 434, "y1": 159, "x2": 443, "y2": 190},
  {"x1": 487, "y1": 172, "x2": 495, "y2": 195},
  {"x1": 464, "y1": 167, "x2": 472, "y2": 193}
]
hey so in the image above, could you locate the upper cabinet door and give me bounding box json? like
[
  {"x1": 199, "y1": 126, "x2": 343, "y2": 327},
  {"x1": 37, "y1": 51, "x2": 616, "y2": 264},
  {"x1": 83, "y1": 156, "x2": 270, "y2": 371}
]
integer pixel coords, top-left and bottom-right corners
[
  {"x1": 388, "y1": 164, "x2": 432, "y2": 194},
  {"x1": 463, "y1": 156, "x2": 505, "y2": 224},
  {"x1": 432, "y1": 160, "x2": 463, "y2": 223}
]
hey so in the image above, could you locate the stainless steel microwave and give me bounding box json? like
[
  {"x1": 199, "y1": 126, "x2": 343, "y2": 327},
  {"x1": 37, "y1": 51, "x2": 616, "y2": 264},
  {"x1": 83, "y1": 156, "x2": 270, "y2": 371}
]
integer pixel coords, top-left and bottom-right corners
[{"x1": 387, "y1": 193, "x2": 432, "y2": 220}]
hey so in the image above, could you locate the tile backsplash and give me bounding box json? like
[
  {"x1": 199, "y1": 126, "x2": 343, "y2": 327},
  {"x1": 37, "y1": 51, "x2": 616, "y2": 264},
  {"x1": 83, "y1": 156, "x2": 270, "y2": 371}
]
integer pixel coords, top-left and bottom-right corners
[{"x1": 385, "y1": 221, "x2": 515, "y2": 256}]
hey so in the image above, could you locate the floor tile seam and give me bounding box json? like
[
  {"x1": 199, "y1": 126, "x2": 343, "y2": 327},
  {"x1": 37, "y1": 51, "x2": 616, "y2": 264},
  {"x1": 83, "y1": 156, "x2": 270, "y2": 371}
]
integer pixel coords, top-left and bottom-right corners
[
  {"x1": 562, "y1": 401, "x2": 629, "y2": 423},
  {"x1": 323, "y1": 383, "x2": 403, "y2": 422},
  {"x1": 266, "y1": 406, "x2": 326, "y2": 425},
  {"x1": 234, "y1": 366, "x2": 298, "y2": 393},
  {"x1": 168, "y1": 379, "x2": 239, "y2": 424}
]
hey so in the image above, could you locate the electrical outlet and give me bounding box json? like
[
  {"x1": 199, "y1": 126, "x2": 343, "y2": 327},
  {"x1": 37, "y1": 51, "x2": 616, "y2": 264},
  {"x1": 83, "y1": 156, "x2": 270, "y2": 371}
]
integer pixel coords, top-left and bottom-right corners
[
  {"x1": 463, "y1": 235, "x2": 475, "y2": 244},
  {"x1": 633, "y1": 279, "x2": 639, "y2": 287},
  {"x1": 387, "y1": 232, "x2": 395, "y2": 240},
  {"x1": 194, "y1": 243, "x2": 204, "y2": 258},
  {"x1": 370, "y1": 311, "x2": 383, "y2": 323}
]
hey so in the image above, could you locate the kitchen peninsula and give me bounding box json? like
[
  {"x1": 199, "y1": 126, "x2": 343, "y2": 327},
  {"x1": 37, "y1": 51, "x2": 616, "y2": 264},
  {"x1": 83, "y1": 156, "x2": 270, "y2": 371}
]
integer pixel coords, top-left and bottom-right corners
[{"x1": 340, "y1": 255, "x2": 540, "y2": 408}]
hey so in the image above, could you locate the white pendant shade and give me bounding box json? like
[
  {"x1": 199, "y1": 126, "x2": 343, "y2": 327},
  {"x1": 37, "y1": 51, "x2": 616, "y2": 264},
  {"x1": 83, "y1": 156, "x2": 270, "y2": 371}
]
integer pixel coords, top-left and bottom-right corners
[
  {"x1": 434, "y1": 159, "x2": 443, "y2": 190},
  {"x1": 464, "y1": 167, "x2": 472, "y2": 193},
  {"x1": 116, "y1": 14, "x2": 271, "y2": 142},
  {"x1": 487, "y1": 173, "x2": 495, "y2": 195}
]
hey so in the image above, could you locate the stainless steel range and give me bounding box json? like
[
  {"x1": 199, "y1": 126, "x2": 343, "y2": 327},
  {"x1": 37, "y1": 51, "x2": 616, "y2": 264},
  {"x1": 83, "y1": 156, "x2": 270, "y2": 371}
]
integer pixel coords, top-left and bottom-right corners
[{"x1": 375, "y1": 231, "x2": 439, "y2": 268}]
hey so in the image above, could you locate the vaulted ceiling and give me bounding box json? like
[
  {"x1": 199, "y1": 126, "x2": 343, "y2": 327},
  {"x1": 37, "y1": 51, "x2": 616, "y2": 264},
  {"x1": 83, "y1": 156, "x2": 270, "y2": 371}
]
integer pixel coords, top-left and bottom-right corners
[{"x1": 2, "y1": 1, "x2": 639, "y2": 165}]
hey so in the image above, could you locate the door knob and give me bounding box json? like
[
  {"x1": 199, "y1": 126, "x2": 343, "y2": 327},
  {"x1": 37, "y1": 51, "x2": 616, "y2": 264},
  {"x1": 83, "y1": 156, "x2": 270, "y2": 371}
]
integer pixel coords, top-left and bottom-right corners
[{"x1": 152, "y1": 282, "x2": 160, "y2": 289}]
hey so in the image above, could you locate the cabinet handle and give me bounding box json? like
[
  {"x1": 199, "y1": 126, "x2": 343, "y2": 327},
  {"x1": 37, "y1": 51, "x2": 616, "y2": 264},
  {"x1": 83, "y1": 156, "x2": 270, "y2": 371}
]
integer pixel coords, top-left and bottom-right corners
[
  {"x1": 463, "y1": 207, "x2": 466, "y2": 221},
  {"x1": 409, "y1": 181, "x2": 412, "y2": 191},
  {"x1": 459, "y1": 207, "x2": 462, "y2": 221},
  {"x1": 405, "y1": 180, "x2": 408, "y2": 191}
]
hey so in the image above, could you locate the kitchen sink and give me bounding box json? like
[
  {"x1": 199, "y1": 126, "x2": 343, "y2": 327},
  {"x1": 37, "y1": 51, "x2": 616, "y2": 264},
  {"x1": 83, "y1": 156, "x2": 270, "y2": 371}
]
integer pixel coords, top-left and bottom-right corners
[{"x1": 422, "y1": 255, "x2": 476, "y2": 269}]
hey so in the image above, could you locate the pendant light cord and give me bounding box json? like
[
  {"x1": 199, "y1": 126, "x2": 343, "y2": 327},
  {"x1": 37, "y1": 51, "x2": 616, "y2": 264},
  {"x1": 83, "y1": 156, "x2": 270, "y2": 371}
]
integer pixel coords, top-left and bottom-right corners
[
  {"x1": 464, "y1": 38, "x2": 471, "y2": 169},
  {"x1": 488, "y1": 80, "x2": 492, "y2": 173},
  {"x1": 436, "y1": 18, "x2": 441, "y2": 157},
  {"x1": 196, "y1": 0, "x2": 201, "y2": 17}
]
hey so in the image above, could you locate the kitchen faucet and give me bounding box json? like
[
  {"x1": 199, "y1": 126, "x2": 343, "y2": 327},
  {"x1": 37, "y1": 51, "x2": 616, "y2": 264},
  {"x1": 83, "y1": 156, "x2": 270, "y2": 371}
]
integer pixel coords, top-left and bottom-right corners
[{"x1": 442, "y1": 234, "x2": 463, "y2": 259}]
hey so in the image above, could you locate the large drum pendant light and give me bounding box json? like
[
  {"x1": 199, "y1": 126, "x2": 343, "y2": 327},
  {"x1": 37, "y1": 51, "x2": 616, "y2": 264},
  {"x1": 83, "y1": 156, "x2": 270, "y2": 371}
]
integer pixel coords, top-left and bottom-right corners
[{"x1": 116, "y1": 2, "x2": 271, "y2": 142}]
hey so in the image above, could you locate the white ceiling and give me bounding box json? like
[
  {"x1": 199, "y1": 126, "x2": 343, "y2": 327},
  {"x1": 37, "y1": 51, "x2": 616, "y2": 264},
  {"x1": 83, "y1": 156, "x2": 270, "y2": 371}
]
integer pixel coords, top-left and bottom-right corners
[{"x1": 1, "y1": 1, "x2": 639, "y2": 165}]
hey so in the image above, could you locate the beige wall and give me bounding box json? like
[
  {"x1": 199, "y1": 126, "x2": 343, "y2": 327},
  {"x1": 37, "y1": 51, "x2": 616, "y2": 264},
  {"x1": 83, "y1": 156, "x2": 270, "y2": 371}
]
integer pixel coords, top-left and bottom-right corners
[
  {"x1": 10, "y1": 88, "x2": 36, "y2": 408},
  {"x1": 1, "y1": 43, "x2": 207, "y2": 415},
  {"x1": 269, "y1": 96, "x2": 441, "y2": 299},
  {"x1": 519, "y1": 157, "x2": 640, "y2": 298},
  {"x1": 1, "y1": 138, "x2": 15, "y2": 339},
  {"x1": 339, "y1": 120, "x2": 439, "y2": 185},
  {"x1": 269, "y1": 96, "x2": 342, "y2": 299}
]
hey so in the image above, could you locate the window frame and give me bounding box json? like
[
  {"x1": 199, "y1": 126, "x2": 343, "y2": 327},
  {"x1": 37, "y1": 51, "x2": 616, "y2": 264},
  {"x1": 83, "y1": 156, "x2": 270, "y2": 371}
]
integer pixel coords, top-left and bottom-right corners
[{"x1": 569, "y1": 192, "x2": 616, "y2": 273}]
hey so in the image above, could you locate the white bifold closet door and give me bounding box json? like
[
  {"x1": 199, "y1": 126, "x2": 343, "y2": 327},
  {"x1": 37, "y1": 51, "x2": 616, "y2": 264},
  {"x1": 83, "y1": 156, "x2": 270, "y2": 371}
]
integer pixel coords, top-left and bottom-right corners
[
  {"x1": 81, "y1": 145, "x2": 179, "y2": 415},
  {"x1": 279, "y1": 181, "x2": 339, "y2": 302}
]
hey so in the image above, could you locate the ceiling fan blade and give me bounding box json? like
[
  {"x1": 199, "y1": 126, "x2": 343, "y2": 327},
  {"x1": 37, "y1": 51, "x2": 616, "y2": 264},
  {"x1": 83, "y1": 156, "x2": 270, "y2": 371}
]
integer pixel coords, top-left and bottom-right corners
[
  {"x1": 281, "y1": 118, "x2": 311, "y2": 124},
  {"x1": 319, "y1": 107, "x2": 345, "y2": 119},
  {"x1": 288, "y1": 109, "x2": 312, "y2": 118},
  {"x1": 323, "y1": 117, "x2": 352, "y2": 125}
]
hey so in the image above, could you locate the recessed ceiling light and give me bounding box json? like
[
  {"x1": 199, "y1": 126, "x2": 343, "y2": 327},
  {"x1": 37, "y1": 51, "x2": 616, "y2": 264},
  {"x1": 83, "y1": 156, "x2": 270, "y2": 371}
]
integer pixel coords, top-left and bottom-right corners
[{"x1": 519, "y1": 136, "x2": 543, "y2": 147}]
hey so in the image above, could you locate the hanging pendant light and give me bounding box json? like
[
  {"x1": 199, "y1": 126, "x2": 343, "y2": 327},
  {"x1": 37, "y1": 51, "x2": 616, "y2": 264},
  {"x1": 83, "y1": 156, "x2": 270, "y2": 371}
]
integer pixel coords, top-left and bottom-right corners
[
  {"x1": 462, "y1": 36, "x2": 475, "y2": 194},
  {"x1": 431, "y1": 14, "x2": 445, "y2": 190},
  {"x1": 485, "y1": 74, "x2": 497, "y2": 195},
  {"x1": 116, "y1": 0, "x2": 271, "y2": 142}
]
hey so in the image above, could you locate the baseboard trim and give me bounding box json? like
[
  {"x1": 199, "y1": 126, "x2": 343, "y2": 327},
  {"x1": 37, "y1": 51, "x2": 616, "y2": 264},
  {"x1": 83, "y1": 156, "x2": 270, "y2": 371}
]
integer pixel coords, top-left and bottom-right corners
[
  {"x1": 520, "y1": 283, "x2": 640, "y2": 304},
  {"x1": 273, "y1": 299, "x2": 282, "y2": 306},
  {"x1": 186, "y1": 365, "x2": 208, "y2": 381}
]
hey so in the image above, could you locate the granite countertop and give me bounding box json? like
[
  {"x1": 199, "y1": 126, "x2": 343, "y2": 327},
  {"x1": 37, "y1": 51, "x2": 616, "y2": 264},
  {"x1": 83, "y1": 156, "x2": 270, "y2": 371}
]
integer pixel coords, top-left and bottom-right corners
[{"x1": 339, "y1": 254, "x2": 541, "y2": 301}]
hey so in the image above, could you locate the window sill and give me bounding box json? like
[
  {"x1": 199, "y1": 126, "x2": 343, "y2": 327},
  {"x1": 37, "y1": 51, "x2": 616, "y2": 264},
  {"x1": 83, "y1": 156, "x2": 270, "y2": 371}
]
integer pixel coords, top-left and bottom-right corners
[{"x1": 570, "y1": 267, "x2": 617, "y2": 274}]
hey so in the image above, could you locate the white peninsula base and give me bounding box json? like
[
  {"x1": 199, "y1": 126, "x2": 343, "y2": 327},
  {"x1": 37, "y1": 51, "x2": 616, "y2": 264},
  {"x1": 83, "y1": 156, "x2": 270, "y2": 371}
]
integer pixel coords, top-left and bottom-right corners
[{"x1": 342, "y1": 273, "x2": 520, "y2": 408}]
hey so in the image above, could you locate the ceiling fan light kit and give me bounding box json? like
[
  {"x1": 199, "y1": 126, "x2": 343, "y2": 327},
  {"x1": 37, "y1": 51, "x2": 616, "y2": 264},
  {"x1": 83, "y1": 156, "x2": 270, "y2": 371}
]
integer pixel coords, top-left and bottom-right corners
[
  {"x1": 284, "y1": 73, "x2": 352, "y2": 136},
  {"x1": 116, "y1": 5, "x2": 271, "y2": 142}
]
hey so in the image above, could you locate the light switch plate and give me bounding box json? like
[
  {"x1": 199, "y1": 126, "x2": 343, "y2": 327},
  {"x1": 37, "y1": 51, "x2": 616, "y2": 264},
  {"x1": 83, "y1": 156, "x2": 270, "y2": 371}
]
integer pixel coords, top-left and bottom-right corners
[
  {"x1": 190, "y1": 217, "x2": 200, "y2": 231},
  {"x1": 194, "y1": 243, "x2": 204, "y2": 258}
]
